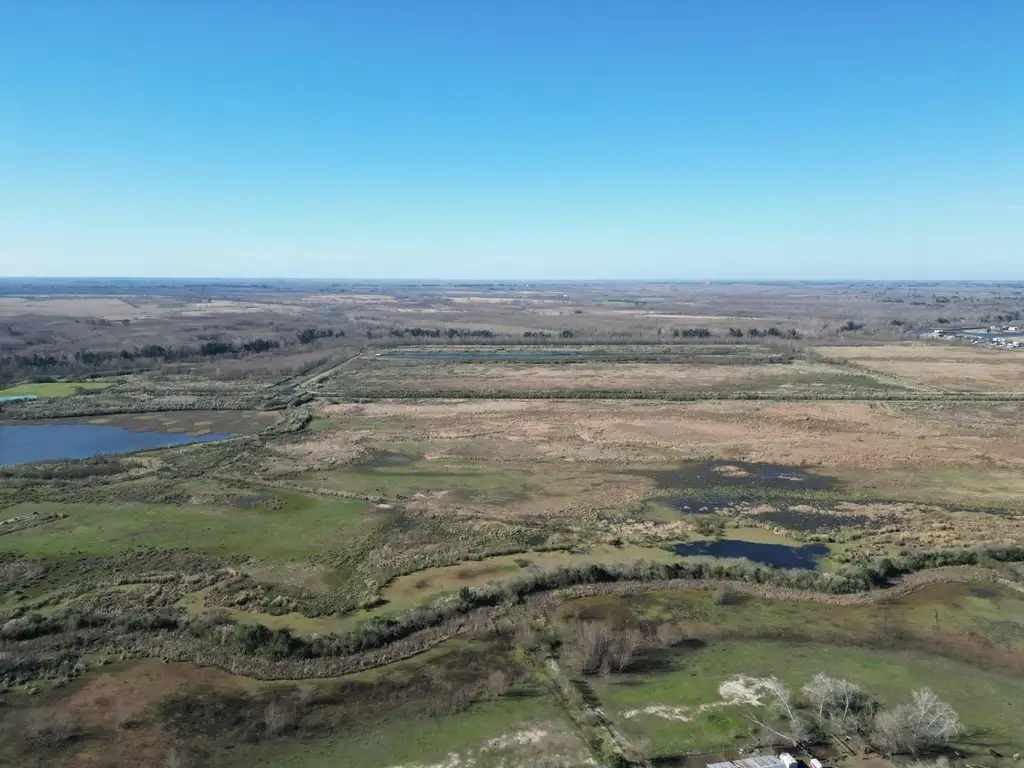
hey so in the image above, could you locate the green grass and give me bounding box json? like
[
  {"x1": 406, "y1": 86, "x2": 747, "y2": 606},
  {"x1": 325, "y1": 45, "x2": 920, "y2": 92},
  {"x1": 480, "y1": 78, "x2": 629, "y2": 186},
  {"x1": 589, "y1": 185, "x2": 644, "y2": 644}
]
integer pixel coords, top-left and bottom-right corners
[
  {"x1": 306, "y1": 417, "x2": 332, "y2": 431},
  {"x1": 336, "y1": 543, "x2": 685, "y2": 628},
  {"x1": 596, "y1": 640, "x2": 1024, "y2": 760},
  {"x1": 565, "y1": 581, "x2": 1024, "y2": 647},
  {"x1": 569, "y1": 582, "x2": 1024, "y2": 762},
  {"x1": 0, "y1": 494, "x2": 381, "y2": 562},
  {"x1": 0, "y1": 380, "x2": 112, "y2": 397},
  {"x1": 226, "y1": 695, "x2": 584, "y2": 768}
]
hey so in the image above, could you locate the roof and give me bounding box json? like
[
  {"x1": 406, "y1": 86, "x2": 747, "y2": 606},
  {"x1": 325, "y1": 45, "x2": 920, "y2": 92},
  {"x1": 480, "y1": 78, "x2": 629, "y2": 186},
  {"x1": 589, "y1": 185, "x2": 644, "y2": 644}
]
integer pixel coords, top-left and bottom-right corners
[
  {"x1": 710, "y1": 758, "x2": 787, "y2": 768},
  {"x1": 735, "y1": 757, "x2": 788, "y2": 768}
]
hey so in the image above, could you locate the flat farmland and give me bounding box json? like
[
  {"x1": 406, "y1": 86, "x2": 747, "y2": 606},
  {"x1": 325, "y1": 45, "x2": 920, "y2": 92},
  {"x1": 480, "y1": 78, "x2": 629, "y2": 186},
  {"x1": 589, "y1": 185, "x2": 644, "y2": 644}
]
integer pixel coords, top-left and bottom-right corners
[
  {"x1": 819, "y1": 342, "x2": 1024, "y2": 391},
  {"x1": 318, "y1": 355, "x2": 909, "y2": 397}
]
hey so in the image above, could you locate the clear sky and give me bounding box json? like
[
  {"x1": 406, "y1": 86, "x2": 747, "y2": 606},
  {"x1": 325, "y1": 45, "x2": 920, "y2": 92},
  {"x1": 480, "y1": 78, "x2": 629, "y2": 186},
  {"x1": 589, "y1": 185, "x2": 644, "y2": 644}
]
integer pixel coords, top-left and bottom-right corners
[{"x1": 1, "y1": 1, "x2": 1021, "y2": 280}]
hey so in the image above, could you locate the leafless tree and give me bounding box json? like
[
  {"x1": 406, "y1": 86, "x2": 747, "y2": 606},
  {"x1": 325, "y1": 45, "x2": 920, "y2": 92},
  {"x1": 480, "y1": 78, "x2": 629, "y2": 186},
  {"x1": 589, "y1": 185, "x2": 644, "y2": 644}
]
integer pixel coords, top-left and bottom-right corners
[
  {"x1": 565, "y1": 621, "x2": 643, "y2": 675},
  {"x1": 871, "y1": 689, "x2": 963, "y2": 756},
  {"x1": 609, "y1": 629, "x2": 643, "y2": 672},
  {"x1": 654, "y1": 621, "x2": 685, "y2": 648},
  {"x1": 263, "y1": 699, "x2": 295, "y2": 736},
  {"x1": 486, "y1": 670, "x2": 510, "y2": 697},
  {"x1": 802, "y1": 673, "x2": 873, "y2": 738},
  {"x1": 166, "y1": 746, "x2": 204, "y2": 768},
  {"x1": 712, "y1": 583, "x2": 731, "y2": 605},
  {"x1": 750, "y1": 677, "x2": 808, "y2": 747}
]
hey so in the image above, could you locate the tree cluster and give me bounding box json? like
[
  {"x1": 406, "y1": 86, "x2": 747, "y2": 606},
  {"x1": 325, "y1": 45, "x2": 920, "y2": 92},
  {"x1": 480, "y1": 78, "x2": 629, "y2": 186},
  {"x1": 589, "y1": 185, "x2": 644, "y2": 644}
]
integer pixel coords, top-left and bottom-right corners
[
  {"x1": 759, "y1": 674, "x2": 963, "y2": 756},
  {"x1": 729, "y1": 327, "x2": 800, "y2": 339},
  {"x1": 296, "y1": 328, "x2": 341, "y2": 344}
]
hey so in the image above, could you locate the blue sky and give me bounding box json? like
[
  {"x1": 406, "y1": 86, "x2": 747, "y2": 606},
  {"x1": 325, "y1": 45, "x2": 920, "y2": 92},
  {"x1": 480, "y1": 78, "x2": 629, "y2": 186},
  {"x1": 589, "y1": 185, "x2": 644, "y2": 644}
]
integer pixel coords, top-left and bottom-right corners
[{"x1": 1, "y1": 1, "x2": 1021, "y2": 279}]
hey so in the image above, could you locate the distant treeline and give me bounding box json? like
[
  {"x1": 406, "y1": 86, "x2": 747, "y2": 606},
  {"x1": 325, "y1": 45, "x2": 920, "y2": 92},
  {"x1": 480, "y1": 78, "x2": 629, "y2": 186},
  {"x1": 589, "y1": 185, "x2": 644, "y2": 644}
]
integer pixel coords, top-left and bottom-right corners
[
  {"x1": 388, "y1": 327, "x2": 496, "y2": 339},
  {"x1": 1, "y1": 327, "x2": 344, "y2": 378},
  {"x1": 386, "y1": 327, "x2": 800, "y2": 341},
  {"x1": 730, "y1": 327, "x2": 802, "y2": 339}
]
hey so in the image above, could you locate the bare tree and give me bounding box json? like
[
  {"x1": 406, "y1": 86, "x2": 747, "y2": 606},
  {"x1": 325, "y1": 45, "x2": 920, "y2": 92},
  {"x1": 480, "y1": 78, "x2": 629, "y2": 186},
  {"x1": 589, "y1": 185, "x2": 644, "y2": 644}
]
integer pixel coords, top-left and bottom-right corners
[
  {"x1": 486, "y1": 670, "x2": 510, "y2": 697},
  {"x1": 712, "y1": 583, "x2": 731, "y2": 605},
  {"x1": 871, "y1": 689, "x2": 964, "y2": 756},
  {"x1": 654, "y1": 621, "x2": 685, "y2": 648},
  {"x1": 608, "y1": 629, "x2": 643, "y2": 672},
  {"x1": 905, "y1": 689, "x2": 964, "y2": 750},
  {"x1": 564, "y1": 622, "x2": 643, "y2": 675},
  {"x1": 166, "y1": 746, "x2": 204, "y2": 768},
  {"x1": 263, "y1": 699, "x2": 294, "y2": 736},
  {"x1": 750, "y1": 677, "x2": 808, "y2": 747},
  {"x1": 802, "y1": 673, "x2": 873, "y2": 738}
]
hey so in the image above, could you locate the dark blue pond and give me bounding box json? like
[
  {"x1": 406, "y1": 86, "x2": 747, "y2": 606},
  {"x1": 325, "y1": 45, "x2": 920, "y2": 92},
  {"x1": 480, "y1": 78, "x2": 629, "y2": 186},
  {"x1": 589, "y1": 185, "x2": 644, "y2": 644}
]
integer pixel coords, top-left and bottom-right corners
[
  {"x1": 380, "y1": 351, "x2": 586, "y2": 360},
  {"x1": 0, "y1": 424, "x2": 231, "y2": 466},
  {"x1": 673, "y1": 539, "x2": 830, "y2": 570}
]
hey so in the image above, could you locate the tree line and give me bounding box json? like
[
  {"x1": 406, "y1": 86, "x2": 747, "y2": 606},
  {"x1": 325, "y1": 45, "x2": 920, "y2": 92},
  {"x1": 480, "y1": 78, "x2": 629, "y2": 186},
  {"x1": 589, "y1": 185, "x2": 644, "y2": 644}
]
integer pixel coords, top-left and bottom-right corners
[
  {"x1": 730, "y1": 327, "x2": 802, "y2": 339},
  {"x1": 1, "y1": 327, "x2": 346, "y2": 377}
]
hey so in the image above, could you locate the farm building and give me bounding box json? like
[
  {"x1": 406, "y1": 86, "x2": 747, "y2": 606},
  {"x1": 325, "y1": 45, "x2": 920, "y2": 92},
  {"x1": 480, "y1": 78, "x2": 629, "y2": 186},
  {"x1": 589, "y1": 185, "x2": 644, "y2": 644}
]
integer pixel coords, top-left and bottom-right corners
[
  {"x1": 709, "y1": 756, "x2": 787, "y2": 768},
  {"x1": 708, "y1": 755, "x2": 822, "y2": 768}
]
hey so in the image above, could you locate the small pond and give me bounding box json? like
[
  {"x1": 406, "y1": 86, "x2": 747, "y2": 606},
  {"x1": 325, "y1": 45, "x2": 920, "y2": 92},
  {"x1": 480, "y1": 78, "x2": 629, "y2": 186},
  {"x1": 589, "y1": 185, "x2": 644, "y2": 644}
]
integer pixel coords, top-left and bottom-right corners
[
  {"x1": 0, "y1": 424, "x2": 231, "y2": 466},
  {"x1": 672, "y1": 539, "x2": 830, "y2": 570},
  {"x1": 379, "y1": 351, "x2": 585, "y2": 360}
]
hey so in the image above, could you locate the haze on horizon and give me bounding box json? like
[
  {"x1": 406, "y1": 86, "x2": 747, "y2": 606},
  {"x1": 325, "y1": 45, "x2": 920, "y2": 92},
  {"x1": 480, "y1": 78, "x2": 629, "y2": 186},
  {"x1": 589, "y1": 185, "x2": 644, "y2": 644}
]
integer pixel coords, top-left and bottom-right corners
[{"x1": 1, "y1": 2, "x2": 1022, "y2": 281}]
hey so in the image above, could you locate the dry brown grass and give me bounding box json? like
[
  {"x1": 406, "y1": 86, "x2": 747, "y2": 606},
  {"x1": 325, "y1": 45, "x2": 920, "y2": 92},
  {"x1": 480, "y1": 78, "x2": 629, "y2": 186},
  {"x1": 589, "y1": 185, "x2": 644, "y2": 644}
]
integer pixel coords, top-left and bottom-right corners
[
  {"x1": 819, "y1": 343, "x2": 1024, "y2": 392},
  {"x1": 333, "y1": 360, "x2": 889, "y2": 394},
  {"x1": 321, "y1": 399, "x2": 1024, "y2": 473},
  {"x1": 0, "y1": 297, "x2": 149, "y2": 319}
]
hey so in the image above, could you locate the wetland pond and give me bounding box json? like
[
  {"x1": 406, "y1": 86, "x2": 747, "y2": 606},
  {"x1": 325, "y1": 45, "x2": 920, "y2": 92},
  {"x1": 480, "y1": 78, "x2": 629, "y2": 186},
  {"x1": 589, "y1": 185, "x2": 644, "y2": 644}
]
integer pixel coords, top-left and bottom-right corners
[
  {"x1": 673, "y1": 539, "x2": 830, "y2": 570},
  {"x1": 0, "y1": 423, "x2": 232, "y2": 466}
]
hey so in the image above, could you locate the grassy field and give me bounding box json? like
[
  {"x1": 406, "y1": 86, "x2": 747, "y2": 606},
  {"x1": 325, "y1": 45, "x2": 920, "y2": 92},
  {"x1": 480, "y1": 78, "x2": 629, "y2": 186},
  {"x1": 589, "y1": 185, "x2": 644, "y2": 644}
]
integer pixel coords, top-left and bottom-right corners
[
  {"x1": 318, "y1": 355, "x2": 910, "y2": 396},
  {"x1": 0, "y1": 380, "x2": 112, "y2": 397},
  {"x1": 572, "y1": 582, "x2": 1024, "y2": 762},
  {"x1": 229, "y1": 695, "x2": 590, "y2": 768},
  {"x1": 597, "y1": 641, "x2": 1024, "y2": 759},
  {"x1": 0, "y1": 495, "x2": 379, "y2": 561}
]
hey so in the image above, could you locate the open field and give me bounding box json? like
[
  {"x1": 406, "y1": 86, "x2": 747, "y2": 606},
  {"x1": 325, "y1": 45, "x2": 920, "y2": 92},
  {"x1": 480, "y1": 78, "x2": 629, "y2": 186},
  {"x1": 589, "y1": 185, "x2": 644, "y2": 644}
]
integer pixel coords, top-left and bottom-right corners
[
  {"x1": 0, "y1": 381, "x2": 112, "y2": 398},
  {"x1": 819, "y1": 343, "x2": 1024, "y2": 392},
  {"x1": 570, "y1": 581, "x2": 1024, "y2": 760},
  {"x1": 320, "y1": 355, "x2": 912, "y2": 397},
  {"x1": 3, "y1": 281, "x2": 1024, "y2": 766}
]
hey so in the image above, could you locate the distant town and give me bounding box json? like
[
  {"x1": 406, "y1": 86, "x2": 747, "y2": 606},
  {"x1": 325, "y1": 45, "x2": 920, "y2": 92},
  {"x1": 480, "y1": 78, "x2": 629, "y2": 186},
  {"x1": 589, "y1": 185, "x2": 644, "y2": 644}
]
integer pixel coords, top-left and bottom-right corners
[{"x1": 924, "y1": 324, "x2": 1024, "y2": 349}]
